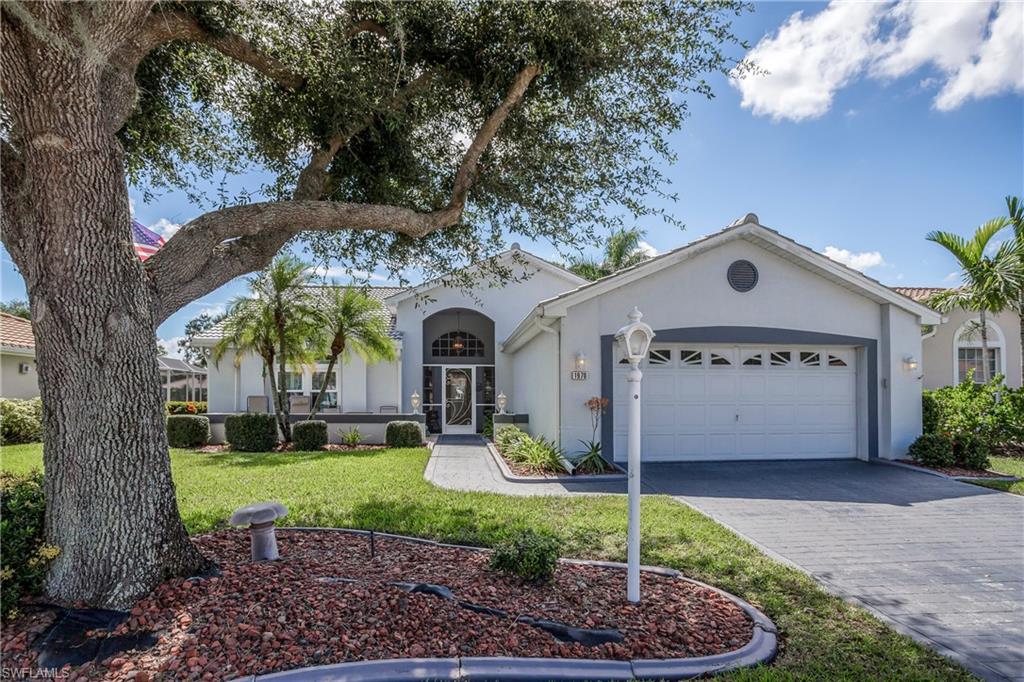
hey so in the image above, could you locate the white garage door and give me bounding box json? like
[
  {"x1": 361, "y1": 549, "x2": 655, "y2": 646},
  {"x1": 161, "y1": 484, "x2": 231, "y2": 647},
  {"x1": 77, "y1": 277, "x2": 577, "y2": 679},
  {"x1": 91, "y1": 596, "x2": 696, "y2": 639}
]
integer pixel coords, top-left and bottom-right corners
[{"x1": 613, "y1": 345, "x2": 858, "y2": 461}]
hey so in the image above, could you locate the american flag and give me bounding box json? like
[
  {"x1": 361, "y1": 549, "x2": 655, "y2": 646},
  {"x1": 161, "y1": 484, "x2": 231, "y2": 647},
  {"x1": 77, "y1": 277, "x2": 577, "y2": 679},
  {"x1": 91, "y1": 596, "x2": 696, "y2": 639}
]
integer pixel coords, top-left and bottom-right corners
[{"x1": 132, "y1": 220, "x2": 165, "y2": 261}]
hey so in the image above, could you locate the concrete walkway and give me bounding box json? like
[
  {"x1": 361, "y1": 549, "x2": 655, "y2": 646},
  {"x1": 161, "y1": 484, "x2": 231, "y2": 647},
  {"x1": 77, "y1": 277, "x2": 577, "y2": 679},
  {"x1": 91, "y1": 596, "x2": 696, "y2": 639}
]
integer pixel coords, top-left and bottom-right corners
[{"x1": 425, "y1": 444, "x2": 1024, "y2": 681}]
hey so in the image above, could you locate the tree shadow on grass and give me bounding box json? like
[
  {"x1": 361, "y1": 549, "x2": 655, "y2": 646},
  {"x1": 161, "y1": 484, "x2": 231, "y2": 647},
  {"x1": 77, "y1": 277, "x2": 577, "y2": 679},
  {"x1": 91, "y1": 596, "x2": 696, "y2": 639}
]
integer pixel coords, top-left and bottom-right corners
[
  {"x1": 187, "y1": 448, "x2": 390, "y2": 468},
  {"x1": 347, "y1": 498, "x2": 506, "y2": 548}
]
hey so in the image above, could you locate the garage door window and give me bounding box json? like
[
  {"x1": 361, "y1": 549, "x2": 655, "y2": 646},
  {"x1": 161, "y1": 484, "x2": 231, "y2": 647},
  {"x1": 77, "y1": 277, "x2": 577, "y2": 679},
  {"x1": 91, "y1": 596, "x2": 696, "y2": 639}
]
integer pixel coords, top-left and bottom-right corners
[
  {"x1": 680, "y1": 349, "x2": 703, "y2": 366},
  {"x1": 769, "y1": 351, "x2": 791, "y2": 366},
  {"x1": 828, "y1": 353, "x2": 848, "y2": 367},
  {"x1": 648, "y1": 349, "x2": 672, "y2": 366},
  {"x1": 741, "y1": 351, "x2": 763, "y2": 366},
  {"x1": 710, "y1": 351, "x2": 733, "y2": 366},
  {"x1": 799, "y1": 351, "x2": 821, "y2": 367}
]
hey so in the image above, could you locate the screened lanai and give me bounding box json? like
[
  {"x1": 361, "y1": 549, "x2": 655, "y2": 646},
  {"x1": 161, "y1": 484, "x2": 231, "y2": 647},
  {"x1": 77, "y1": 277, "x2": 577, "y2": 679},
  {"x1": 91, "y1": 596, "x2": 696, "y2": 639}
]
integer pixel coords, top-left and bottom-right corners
[{"x1": 158, "y1": 356, "x2": 207, "y2": 402}]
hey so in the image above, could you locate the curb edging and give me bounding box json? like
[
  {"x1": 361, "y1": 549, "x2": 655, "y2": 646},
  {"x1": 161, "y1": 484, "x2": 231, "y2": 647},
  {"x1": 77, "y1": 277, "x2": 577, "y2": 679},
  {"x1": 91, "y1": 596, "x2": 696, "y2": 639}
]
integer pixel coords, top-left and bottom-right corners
[
  {"x1": 230, "y1": 528, "x2": 777, "y2": 682},
  {"x1": 876, "y1": 458, "x2": 1020, "y2": 482}
]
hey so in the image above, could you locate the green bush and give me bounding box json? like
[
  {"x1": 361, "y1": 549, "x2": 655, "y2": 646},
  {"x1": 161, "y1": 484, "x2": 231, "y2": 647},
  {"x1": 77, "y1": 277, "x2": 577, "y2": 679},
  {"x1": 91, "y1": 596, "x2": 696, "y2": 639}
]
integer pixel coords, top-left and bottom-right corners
[
  {"x1": 489, "y1": 528, "x2": 562, "y2": 583},
  {"x1": 293, "y1": 420, "x2": 328, "y2": 451},
  {"x1": 922, "y1": 377, "x2": 1023, "y2": 448},
  {"x1": 0, "y1": 398, "x2": 43, "y2": 445},
  {"x1": 495, "y1": 427, "x2": 566, "y2": 473},
  {"x1": 225, "y1": 413, "x2": 278, "y2": 452},
  {"x1": 573, "y1": 440, "x2": 606, "y2": 474},
  {"x1": 166, "y1": 415, "x2": 210, "y2": 448},
  {"x1": 953, "y1": 433, "x2": 990, "y2": 471},
  {"x1": 166, "y1": 401, "x2": 207, "y2": 415},
  {"x1": 1, "y1": 471, "x2": 56, "y2": 619},
  {"x1": 908, "y1": 433, "x2": 955, "y2": 467},
  {"x1": 385, "y1": 421, "x2": 422, "y2": 447}
]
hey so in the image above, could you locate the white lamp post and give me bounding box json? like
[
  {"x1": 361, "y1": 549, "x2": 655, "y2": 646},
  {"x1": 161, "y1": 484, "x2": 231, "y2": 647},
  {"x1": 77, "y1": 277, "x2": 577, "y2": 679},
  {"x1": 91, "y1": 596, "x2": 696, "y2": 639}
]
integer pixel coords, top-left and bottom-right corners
[
  {"x1": 496, "y1": 392, "x2": 508, "y2": 415},
  {"x1": 410, "y1": 391, "x2": 421, "y2": 414},
  {"x1": 614, "y1": 307, "x2": 654, "y2": 604}
]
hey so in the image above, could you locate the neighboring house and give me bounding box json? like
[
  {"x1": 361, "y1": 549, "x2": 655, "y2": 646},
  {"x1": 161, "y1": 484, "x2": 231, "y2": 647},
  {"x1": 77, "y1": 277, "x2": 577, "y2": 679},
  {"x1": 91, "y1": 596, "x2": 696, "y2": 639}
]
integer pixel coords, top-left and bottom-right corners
[
  {"x1": 0, "y1": 311, "x2": 206, "y2": 401},
  {"x1": 200, "y1": 213, "x2": 943, "y2": 463},
  {"x1": 891, "y1": 287, "x2": 1022, "y2": 390},
  {"x1": 0, "y1": 312, "x2": 39, "y2": 399}
]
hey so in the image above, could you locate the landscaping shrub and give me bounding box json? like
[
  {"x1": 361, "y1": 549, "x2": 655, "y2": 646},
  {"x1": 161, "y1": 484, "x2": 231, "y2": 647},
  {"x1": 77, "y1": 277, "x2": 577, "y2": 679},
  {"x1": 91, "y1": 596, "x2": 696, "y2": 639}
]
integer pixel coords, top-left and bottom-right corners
[
  {"x1": 953, "y1": 433, "x2": 990, "y2": 471},
  {"x1": 225, "y1": 413, "x2": 278, "y2": 452},
  {"x1": 922, "y1": 377, "x2": 1023, "y2": 448},
  {"x1": 340, "y1": 427, "x2": 362, "y2": 447},
  {"x1": 0, "y1": 398, "x2": 43, "y2": 445},
  {"x1": 495, "y1": 427, "x2": 567, "y2": 474},
  {"x1": 385, "y1": 421, "x2": 422, "y2": 447},
  {"x1": 573, "y1": 440, "x2": 606, "y2": 474},
  {"x1": 907, "y1": 433, "x2": 955, "y2": 468},
  {"x1": 0, "y1": 470, "x2": 57, "y2": 619},
  {"x1": 495, "y1": 425, "x2": 530, "y2": 453},
  {"x1": 489, "y1": 528, "x2": 562, "y2": 583},
  {"x1": 293, "y1": 420, "x2": 328, "y2": 451},
  {"x1": 166, "y1": 415, "x2": 210, "y2": 448},
  {"x1": 166, "y1": 401, "x2": 208, "y2": 415}
]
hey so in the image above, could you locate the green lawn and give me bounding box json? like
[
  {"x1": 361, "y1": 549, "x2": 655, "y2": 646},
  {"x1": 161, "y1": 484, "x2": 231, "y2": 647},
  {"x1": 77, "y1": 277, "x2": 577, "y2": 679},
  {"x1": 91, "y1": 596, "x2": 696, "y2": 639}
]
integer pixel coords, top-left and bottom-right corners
[
  {"x1": 0, "y1": 443, "x2": 974, "y2": 681},
  {"x1": 964, "y1": 455, "x2": 1024, "y2": 496}
]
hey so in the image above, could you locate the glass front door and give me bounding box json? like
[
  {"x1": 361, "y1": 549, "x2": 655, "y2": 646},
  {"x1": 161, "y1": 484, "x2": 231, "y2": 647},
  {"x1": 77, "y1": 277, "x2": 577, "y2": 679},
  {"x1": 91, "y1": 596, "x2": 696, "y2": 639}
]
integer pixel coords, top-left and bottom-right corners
[{"x1": 443, "y1": 367, "x2": 475, "y2": 434}]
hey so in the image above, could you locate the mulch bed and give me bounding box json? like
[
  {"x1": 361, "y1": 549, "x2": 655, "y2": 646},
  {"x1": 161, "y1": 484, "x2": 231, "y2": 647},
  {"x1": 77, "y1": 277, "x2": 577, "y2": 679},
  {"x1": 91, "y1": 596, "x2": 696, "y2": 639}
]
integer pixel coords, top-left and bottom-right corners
[
  {"x1": 2, "y1": 530, "x2": 754, "y2": 681},
  {"x1": 897, "y1": 460, "x2": 1017, "y2": 478}
]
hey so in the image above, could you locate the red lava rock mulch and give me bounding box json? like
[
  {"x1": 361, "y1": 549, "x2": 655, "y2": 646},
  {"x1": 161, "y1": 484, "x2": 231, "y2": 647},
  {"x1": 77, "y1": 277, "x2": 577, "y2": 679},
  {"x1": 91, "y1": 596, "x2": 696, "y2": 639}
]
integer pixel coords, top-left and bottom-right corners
[
  {"x1": 897, "y1": 459, "x2": 1018, "y2": 478},
  {"x1": 2, "y1": 530, "x2": 754, "y2": 681}
]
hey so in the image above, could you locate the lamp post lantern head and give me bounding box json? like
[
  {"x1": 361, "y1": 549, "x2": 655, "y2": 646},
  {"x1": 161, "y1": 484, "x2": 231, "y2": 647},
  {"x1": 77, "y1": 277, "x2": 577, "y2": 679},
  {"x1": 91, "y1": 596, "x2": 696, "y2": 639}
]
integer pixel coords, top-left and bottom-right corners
[
  {"x1": 615, "y1": 307, "x2": 655, "y2": 366},
  {"x1": 410, "y1": 391, "x2": 421, "y2": 414},
  {"x1": 496, "y1": 392, "x2": 508, "y2": 415}
]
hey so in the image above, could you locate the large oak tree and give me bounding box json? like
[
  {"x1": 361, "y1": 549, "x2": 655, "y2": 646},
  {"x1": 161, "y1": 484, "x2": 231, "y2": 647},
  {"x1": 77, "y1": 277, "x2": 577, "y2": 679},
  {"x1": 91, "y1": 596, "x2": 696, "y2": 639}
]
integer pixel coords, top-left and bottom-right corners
[{"x1": 1, "y1": 0, "x2": 745, "y2": 607}]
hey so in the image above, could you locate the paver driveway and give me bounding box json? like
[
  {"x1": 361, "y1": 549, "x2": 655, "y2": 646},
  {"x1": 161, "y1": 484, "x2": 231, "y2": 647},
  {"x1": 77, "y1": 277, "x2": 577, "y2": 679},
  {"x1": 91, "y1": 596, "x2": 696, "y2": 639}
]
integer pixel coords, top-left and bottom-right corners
[{"x1": 642, "y1": 460, "x2": 1024, "y2": 682}]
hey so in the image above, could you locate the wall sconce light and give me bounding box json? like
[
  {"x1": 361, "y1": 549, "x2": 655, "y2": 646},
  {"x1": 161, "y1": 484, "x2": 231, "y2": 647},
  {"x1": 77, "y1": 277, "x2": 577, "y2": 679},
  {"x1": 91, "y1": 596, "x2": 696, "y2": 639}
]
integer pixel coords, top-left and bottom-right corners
[
  {"x1": 410, "y1": 391, "x2": 421, "y2": 414},
  {"x1": 575, "y1": 351, "x2": 588, "y2": 371},
  {"x1": 496, "y1": 392, "x2": 508, "y2": 415},
  {"x1": 903, "y1": 355, "x2": 918, "y2": 372}
]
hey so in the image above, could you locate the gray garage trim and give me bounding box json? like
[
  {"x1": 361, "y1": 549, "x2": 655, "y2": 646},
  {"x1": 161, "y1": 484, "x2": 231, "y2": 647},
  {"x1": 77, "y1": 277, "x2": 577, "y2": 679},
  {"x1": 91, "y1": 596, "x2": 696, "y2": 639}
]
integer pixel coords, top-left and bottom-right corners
[{"x1": 600, "y1": 327, "x2": 878, "y2": 463}]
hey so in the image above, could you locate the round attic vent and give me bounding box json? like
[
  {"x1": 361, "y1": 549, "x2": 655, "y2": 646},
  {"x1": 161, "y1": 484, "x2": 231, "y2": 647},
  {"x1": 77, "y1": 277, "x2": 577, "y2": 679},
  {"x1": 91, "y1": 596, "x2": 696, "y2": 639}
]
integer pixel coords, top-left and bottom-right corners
[{"x1": 727, "y1": 260, "x2": 758, "y2": 292}]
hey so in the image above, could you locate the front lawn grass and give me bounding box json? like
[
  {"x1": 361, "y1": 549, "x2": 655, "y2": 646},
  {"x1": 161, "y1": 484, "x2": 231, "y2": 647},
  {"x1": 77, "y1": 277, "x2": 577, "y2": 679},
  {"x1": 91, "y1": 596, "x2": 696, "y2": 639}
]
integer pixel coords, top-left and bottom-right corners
[
  {"x1": 964, "y1": 455, "x2": 1024, "y2": 496},
  {"x1": 0, "y1": 443, "x2": 974, "y2": 681}
]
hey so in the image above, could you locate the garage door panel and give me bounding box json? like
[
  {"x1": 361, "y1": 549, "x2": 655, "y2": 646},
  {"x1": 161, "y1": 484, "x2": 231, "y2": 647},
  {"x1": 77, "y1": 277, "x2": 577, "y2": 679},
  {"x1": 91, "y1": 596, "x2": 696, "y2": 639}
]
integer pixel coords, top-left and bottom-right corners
[{"x1": 614, "y1": 344, "x2": 859, "y2": 462}]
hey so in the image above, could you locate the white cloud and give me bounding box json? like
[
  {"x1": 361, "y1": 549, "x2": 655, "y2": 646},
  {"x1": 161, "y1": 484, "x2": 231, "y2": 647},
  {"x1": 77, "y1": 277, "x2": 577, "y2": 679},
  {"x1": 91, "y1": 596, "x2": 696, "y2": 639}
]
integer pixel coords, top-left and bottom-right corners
[
  {"x1": 636, "y1": 241, "x2": 659, "y2": 258},
  {"x1": 311, "y1": 264, "x2": 392, "y2": 283},
  {"x1": 732, "y1": 2, "x2": 885, "y2": 121},
  {"x1": 943, "y1": 271, "x2": 961, "y2": 282},
  {"x1": 822, "y1": 246, "x2": 886, "y2": 271},
  {"x1": 733, "y1": 1, "x2": 1023, "y2": 121},
  {"x1": 150, "y1": 218, "x2": 181, "y2": 239},
  {"x1": 158, "y1": 336, "x2": 185, "y2": 359}
]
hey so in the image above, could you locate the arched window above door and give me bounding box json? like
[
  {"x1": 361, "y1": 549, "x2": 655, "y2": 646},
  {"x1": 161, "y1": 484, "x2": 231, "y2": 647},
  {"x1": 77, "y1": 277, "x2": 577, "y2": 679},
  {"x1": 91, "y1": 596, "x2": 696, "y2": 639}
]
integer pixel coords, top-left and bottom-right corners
[{"x1": 432, "y1": 331, "x2": 485, "y2": 358}]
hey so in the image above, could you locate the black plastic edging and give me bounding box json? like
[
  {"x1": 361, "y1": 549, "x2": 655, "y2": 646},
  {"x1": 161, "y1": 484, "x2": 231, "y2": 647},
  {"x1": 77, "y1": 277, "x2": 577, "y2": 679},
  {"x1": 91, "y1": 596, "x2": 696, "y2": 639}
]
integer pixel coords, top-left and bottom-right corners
[{"x1": 229, "y1": 528, "x2": 778, "y2": 682}]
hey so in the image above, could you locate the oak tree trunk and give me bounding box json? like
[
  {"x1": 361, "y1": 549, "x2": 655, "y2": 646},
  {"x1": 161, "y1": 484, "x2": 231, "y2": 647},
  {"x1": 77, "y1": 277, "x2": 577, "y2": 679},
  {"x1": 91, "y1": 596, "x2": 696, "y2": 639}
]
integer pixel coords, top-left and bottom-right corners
[{"x1": 2, "y1": 8, "x2": 208, "y2": 608}]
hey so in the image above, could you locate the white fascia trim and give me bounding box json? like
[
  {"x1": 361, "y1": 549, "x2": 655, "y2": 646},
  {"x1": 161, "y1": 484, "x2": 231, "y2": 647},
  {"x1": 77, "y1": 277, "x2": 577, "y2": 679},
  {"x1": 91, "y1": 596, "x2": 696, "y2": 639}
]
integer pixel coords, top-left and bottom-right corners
[
  {"x1": 500, "y1": 305, "x2": 548, "y2": 353},
  {"x1": 384, "y1": 249, "x2": 585, "y2": 306},
  {"x1": 0, "y1": 345, "x2": 35, "y2": 357}
]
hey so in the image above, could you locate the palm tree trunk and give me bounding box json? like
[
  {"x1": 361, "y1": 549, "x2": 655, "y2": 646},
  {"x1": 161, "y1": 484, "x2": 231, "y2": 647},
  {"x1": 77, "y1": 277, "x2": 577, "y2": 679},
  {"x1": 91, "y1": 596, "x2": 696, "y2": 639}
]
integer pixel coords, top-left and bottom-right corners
[
  {"x1": 980, "y1": 309, "x2": 990, "y2": 384},
  {"x1": 1019, "y1": 296, "x2": 1023, "y2": 387},
  {"x1": 307, "y1": 353, "x2": 340, "y2": 420},
  {"x1": 275, "y1": 316, "x2": 292, "y2": 442}
]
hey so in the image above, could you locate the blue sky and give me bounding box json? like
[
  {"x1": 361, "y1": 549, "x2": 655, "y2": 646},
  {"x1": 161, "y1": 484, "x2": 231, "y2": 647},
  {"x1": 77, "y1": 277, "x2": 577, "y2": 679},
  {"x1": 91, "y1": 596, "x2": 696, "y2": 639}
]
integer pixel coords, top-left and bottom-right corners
[{"x1": 2, "y1": 1, "x2": 1021, "y2": 355}]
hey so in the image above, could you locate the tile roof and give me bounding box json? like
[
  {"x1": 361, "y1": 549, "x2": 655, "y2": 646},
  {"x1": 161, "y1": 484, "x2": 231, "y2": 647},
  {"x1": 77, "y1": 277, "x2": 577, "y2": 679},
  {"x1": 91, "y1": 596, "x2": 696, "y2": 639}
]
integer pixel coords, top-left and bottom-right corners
[
  {"x1": 194, "y1": 286, "x2": 406, "y2": 342},
  {"x1": 0, "y1": 313, "x2": 35, "y2": 350},
  {"x1": 890, "y1": 287, "x2": 947, "y2": 302}
]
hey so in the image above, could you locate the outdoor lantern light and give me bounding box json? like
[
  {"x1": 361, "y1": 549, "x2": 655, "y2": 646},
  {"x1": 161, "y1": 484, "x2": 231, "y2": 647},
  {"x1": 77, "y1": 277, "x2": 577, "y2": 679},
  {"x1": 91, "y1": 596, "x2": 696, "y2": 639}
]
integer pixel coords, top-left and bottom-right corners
[
  {"x1": 575, "y1": 351, "x2": 588, "y2": 370},
  {"x1": 614, "y1": 307, "x2": 654, "y2": 604},
  {"x1": 904, "y1": 355, "x2": 919, "y2": 372},
  {"x1": 452, "y1": 311, "x2": 465, "y2": 352},
  {"x1": 496, "y1": 392, "x2": 508, "y2": 415},
  {"x1": 411, "y1": 391, "x2": 421, "y2": 414}
]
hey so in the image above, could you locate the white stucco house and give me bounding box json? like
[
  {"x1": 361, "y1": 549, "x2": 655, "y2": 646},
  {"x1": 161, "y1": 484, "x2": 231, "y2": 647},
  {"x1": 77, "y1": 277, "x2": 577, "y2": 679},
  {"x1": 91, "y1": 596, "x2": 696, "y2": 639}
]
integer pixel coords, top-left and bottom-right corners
[{"x1": 199, "y1": 213, "x2": 946, "y2": 462}]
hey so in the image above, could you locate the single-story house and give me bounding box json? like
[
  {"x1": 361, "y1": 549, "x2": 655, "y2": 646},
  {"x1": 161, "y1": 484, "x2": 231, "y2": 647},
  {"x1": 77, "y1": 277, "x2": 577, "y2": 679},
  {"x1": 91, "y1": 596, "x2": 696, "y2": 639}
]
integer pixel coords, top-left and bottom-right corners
[
  {"x1": 892, "y1": 288, "x2": 1021, "y2": 391},
  {"x1": 0, "y1": 312, "x2": 39, "y2": 399},
  {"x1": 199, "y1": 213, "x2": 945, "y2": 462},
  {"x1": 0, "y1": 311, "x2": 207, "y2": 401}
]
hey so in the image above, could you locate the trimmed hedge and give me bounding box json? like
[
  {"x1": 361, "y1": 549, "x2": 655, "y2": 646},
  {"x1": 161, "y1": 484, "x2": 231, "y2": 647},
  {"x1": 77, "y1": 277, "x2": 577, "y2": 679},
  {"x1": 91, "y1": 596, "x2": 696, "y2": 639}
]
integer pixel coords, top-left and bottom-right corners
[
  {"x1": 953, "y1": 433, "x2": 990, "y2": 471},
  {"x1": 166, "y1": 401, "x2": 207, "y2": 415},
  {"x1": 225, "y1": 413, "x2": 278, "y2": 452},
  {"x1": 489, "y1": 528, "x2": 562, "y2": 583},
  {"x1": 0, "y1": 398, "x2": 43, "y2": 445},
  {"x1": 1, "y1": 470, "x2": 56, "y2": 619},
  {"x1": 908, "y1": 433, "x2": 955, "y2": 467},
  {"x1": 166, "y1": 415, "x2": 210, "y2": 448},
  {"x1": 293, "y1": 420, "x2": 328, "y2": 451},
  {"x1": 385, "y1": 421, "x2": 422, "y2": 447}
]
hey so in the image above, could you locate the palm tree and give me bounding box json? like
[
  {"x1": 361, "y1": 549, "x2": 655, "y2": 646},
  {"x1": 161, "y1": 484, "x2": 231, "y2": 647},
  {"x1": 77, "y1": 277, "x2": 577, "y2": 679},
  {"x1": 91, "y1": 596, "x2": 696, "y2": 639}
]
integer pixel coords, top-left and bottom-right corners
[
  {"x1": 213, "y1": 255, "x2": 321, "y2": 442},
  {"x1": 308, "y1": 287, "x2": 398, "y2": 419},
  {"x1": 1005, "y1": 195, "x2": 1024, "y2": 385},
  {"x1": 569, "y1": 227, "x2": 653, "y2": 280},
  {"x1": 926, "y1": 217, "x2": 1020, "y2": 383}
]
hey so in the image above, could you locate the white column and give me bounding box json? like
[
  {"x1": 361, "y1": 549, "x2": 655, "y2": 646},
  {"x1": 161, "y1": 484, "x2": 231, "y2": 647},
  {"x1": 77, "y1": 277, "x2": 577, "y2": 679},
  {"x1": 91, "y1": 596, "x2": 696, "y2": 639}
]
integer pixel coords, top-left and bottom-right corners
[{"x1": 626, "y1": 362, "x2": 642, "y2": 603}]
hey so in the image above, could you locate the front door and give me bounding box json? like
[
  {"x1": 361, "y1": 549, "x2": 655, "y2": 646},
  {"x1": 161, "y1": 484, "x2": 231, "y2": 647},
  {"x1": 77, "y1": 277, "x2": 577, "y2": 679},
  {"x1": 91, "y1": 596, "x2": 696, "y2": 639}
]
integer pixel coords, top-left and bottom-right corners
[{"x1": 443, "y1": 367, "x2": 475, "y2": 434}]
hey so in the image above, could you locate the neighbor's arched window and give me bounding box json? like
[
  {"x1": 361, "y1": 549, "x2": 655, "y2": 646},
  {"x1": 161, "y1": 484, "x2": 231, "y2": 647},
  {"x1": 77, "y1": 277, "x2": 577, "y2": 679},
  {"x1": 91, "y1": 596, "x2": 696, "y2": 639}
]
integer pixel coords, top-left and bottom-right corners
[
  {"x1": 953, "y1": 318, "x2": 1006, "y2": 383},
  {"x1": 432, "y1": 331, "x2": 485, "y2": 358}
]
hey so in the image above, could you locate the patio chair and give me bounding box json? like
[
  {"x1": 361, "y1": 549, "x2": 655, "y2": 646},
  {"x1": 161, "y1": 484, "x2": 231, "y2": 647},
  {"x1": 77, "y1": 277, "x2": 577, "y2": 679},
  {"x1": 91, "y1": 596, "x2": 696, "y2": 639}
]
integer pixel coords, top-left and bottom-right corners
[
  {"x1": 289, "y1": 395, "x2": 311, "y2": 413},
  {"x1": 246, "y1": 395, "x2": 269, "y2": 413}
]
